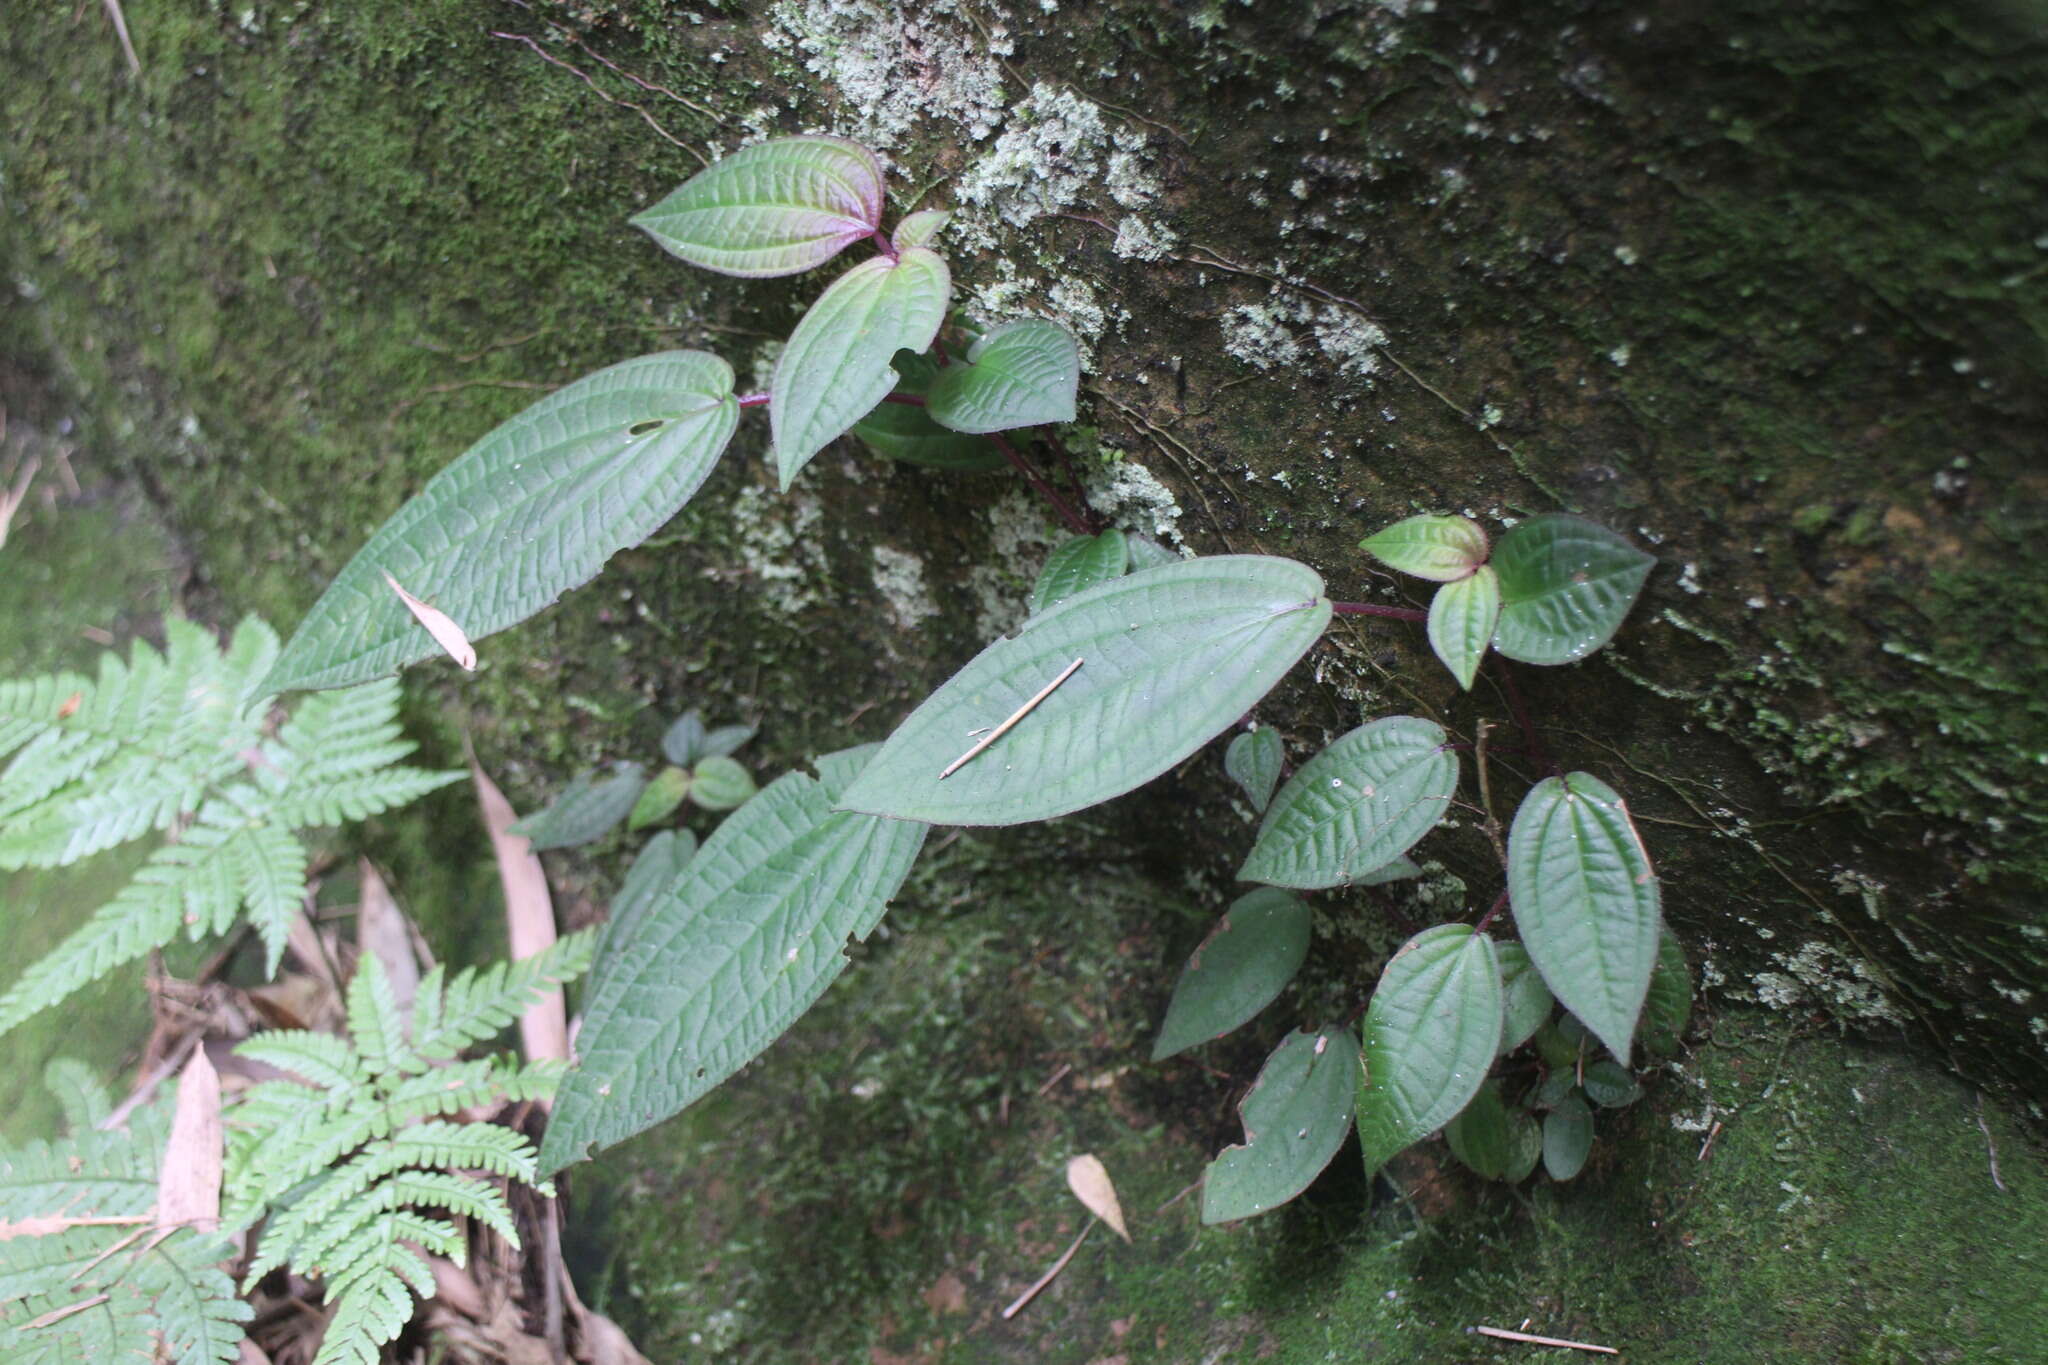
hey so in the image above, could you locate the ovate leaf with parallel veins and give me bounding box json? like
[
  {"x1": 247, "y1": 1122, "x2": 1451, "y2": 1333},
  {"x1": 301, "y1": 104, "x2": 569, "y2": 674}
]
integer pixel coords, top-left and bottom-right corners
[
  {"x1": 891, "y1": 209, "x2": 951, "y2": 251},
  {"x1": 1201, "y1": 1027, "x2": 1359, "y2": 1223},
  {"x1": 850, "y1": 351, "x2": 1006, "y2": 472},
  {"x1": 926, "y1": 319, "x2": 1081, "y2": 435},
  {"x1": 630, "y1": 135, "x2": 883, "y2": 278},
  {"x1": 1360, "y1": 514, "x2": 1489, "y2": 582},
  {"x1": 270, "y1": 353, "x2": 740, "y2": 692},
  {"x1": 1495, "y1": 942, "x2": 1555, "y2": 1057},
  {"x1": 686, "y1": 755, "x2": 756, "y2": 811},
  {"x1": 1239, "y1": 717, "x2": 1457, "y2": 890},
  {"x1": 837, "y1": 557, "x2": 1331, "y2": 827},
  {"x1": 772, "y1": 249, "x2": 951, "y2": 489},
  {"x1": 1356, "y1": 925, "x2": 1501, "y2": 1176},
  {"x1": 509, "y1": 764, "x2": 648, "y2": 851},
  {"x1": 1031, "y1": 529, "x2": 1128, "y2": 615},
  {"x1": 1507, "y1": 773, "x2": 1660, "y2": 1062},
  {"x1": 1151, "y1": 889, "x2": 1311, "y2": 1061},
  {"x1": 1489, "y1": 515, "x2": 1655, "y2": 665},
  {"x1": 1427, "y1": 566, "x2": 1499, "y2": 691},
  {"x1": 1641, "y1": 927, "x2": 1693, "y2": 1056},
  {"x1": 627, "y1": 766, "x2": 691, "y2": 831},
  {"x1": 1223, "y1": 728, "x2": 1284, "y2": 815},
  {"x1": 539, "y1": 748, "x2": 926, "y2": 1172},
  {"x1": 1542, "y1": 1094, "x2": 1594, "y2": 1180}
]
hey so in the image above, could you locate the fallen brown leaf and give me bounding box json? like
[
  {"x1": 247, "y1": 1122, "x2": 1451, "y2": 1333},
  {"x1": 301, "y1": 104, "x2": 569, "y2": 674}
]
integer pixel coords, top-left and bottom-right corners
[
  {"x1": 1065, "y1": 1154, "x2": 1131, "y2": 1243},
  {"x1": 384, "y1": 571, "x2": 478, "y2": 670},
  {"x1": 157, "y1": 1047, "x2": 222, "y2": 1235},
  {"x1": 355, "y1": 859, "x2": 420, "y2": 1024},
  {"x1": 471, "y1": 757, "x2": 567, "y2": 1067}
]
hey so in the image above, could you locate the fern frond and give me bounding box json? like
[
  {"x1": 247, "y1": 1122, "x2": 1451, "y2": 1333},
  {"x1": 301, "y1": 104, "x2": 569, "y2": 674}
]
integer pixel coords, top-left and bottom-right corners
[
  {"x1": 0, "y1": 670, "x2": 91, "y2": 757},
  {"x1": 266, "y1": 766, "x2": 464, "y2": 830},
  {"x1": 344, "y1": 955, "x2": 423, "y2": 1078},
  {"x1": 0, "y1": 1126, "x2": 158, "y2": 1220},
  {"x1": 307, "y1": 1231, "x2": 425, "y2": 1365},
  {"x1": 233, "y1": 1032, "x2": 367, "y2": 1092},
  {"x1": 234, "y1": 816, "x2": 310, "y2": 974},
  {"x1": 127, "y1": 1232, "x2": 251, "y2": 1365},
  {"x1": 295, "y1": 1169, "x2": 516, "y2": 1276},
  {"x1": 412, "y1": 930, "x2": 597, "y2": 1059},
  {"x1": 0, "y1": 618, "x2": 277, "y2": 870},
  {"x1": 41, "y1": 1059, "x2": 111, "y2": 1134}
]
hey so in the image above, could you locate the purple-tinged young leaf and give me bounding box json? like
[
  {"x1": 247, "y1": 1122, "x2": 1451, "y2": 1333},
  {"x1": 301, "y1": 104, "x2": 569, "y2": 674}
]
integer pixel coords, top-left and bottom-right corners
[{"x1": 631, "y1": 135, "x2": 884, "y2": 278}]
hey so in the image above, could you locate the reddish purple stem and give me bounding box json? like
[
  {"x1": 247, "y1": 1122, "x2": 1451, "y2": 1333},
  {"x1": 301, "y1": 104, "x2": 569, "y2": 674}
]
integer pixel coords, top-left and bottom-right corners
[
  {"x1": 736, "y1": 392, "x2": 770, "y2": 408},
  {"x1": 1475, "y1": 887, "x2": 1510, "y2": 935}
]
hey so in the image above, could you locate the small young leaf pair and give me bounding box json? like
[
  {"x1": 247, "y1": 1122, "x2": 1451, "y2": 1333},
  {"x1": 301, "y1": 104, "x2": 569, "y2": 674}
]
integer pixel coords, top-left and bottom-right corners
[{"x1": 1360, "y1": 513, "x2": 1655, "y2": 689}]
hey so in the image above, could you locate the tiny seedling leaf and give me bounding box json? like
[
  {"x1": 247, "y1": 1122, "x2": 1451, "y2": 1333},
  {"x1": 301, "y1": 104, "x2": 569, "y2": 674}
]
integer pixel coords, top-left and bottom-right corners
[
  {"x1": 1357, "y1": 925, "x2": 1502, "y2": 1175},
  {"x1": 540, "y1": 752, "x2": 926, "y2": 1172},
  {"x1": 1427, "y1": 566, "x2": 1499, "y2": 691},
  {"x1": 1031, "y1": 530, "x2": 1128, "y2": 615},
  {"x1": 838, "y1": 557, "x2": 1330, "y2": 827},
  {"x1": 771, "y1": 249, "x2": 951, "y2": 489},
  {"x1": 1360, "y1": 514, "x2": 1489, "y2": 582},
  {"x1": 270, "y1": 352, "x2": 739, "y2": 692},
  {"x1": 926, "y1": 319, "x2": 1081, "y2": 435},
  {"x1": 1223, "y1": 729, "x2": 1284, "y2": 815},
  {"x1": 1495, "y1": 942, "x2": 1555, "y2": 1057},
  {"x1": 698, "y1": 723, "x2": 758, "y2": 761},
  {"x1": 661, "y1": 711, "x2": 709, "y2": 767},
  {"x1": 509, "y1": 764, "x2": 648, "y2": 851},
  {"x1": 631, "y1": 135, "x2": 883, "y2": 278},
  {"x1": 891, "y1": 209, "x2": 951, "y2": 251},
  {"x1": 1151, "y1": 889, "x2": 1311, "y2": 1060},
  {"x1": 1444, "y1": 1080, "x2": 1540, "y2": 1182},
  {"x1": 1489, "y1": 514, "x2": 1655, "y2": 665},
  {"x1": 1064, "y1": 1154, "x2": 1130, "y2": 1242},
  {"x1": 1542, "y1": 1094, "x2": 1594, "y2": 1180},
  {"x1": 849, "y1": 351, "x2": 1005, "y2": 472},
  {"x1": 1507, "y1": 772, "x2": 1660, "y2": 1062},
  {"x1": 1125, "y1": 535, "x2": 1181, "y2": 571},
  {"x1": 686, "y1": 755, "x2": 757, "y2": 811},
  {"x1": 1641, "y1": 927, "x2": 1693, "y2": 1056},
  {"x1": 1581, "y1": 1059, "x2": 1642, "y2": 1108},
  {"x1": 627, "y1": 766, "x2": 691, "y2": 831},
  {"x1": 1201, "y1": 1027, "x2": 1360, "y2": 1224},
  {"x1": 1239, "y1": 717, "x2": 1458, "y2": 890}
]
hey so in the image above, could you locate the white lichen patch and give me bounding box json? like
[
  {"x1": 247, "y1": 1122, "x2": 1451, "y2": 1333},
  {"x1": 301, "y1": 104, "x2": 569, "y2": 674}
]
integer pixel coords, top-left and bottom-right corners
[
  {"x1": 963, "y1": 489, "x2": 1062, "y2": 638},
  {"x1": 951, "y1": 83, "x2": 1169, "y2": 260},
  {"x1": 1112, "y1": 213, "x2": 1179, "y2": 261},
  {"x1": 1220, "y1": 293, "x2": 1387, "y2": 380},
  {"x1": 1085, "y1": 456, "x2": 1184, "y2": 545},
  {"x1": 1751, "y1": 941, "x2": 1904, "y2": 1024},
  {"x1": 728, "y1": 483, "x2": 827, "y2": 615},
  {"x1": 765, "y1": 0, "x2": 1007, "y2": 150},
  {"x1": 870, "y1": 545, "x2": 938, "y2": 629}
]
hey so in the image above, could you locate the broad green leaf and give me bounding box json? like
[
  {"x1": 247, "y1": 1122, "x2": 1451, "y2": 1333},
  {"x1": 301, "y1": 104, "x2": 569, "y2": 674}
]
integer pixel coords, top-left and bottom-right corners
[
  {"x1": 1495, "y1": 942, "x2": 1555, "y2": 1057},
  {"x1": 1360, "y1": 514, "x2": 1488, "y2": 582},
  {"x1": 687, "y1": 755, "x2": 756, "y2": 811},
  {"x1": 837, "y1": 557, "x2": 1330, "y2": 826},
  {"x1": 1352, "y1": 854, "x2": 1423, "y2": 885},
  {"x1": 630, "y1": 135, "x2": 883, "y2": 278},
  {"x1": 586, "y1": 827, "x2": 698, "y2": 1009},
  {"x1": 1641, "y1": 928, "x2": 1693, "y2": 1056},
  {"x1": 1533, "y1": 1068, "x2": 1576, "y2": 1109},
  {"x1": 1201, "y1": 1027, "x2": 1360, "y2": 1223},
  {"x1": 1445, "y1": 1080, "x2": 1540, "y2": 1181},
  {"x1": 1031, "y1": 530, "x2": 1128, "y2": 615},
  {"x1": 1223, "y1": 728, "x2": 1284, "y2": 815},
  {"x1": 627, "y1": 766, "x2": 691, "y2": 831},
  {"x1": 1239, "y1": 718, "x2": 1458, "y2": 891},
  {"x1": 1507, "y1": 773, "x2": 1660, "y2": 1062},
  {"x1": 699, "y1": 723, "x2": 758, "y2": 760},
  {"x1": 891, "y1": 208, "x2": 951, "y2": 251},
  {"x1": 926, "y1": 319, "x2": 1081, "y2": 435},
  {"x1": 1125, "y1": 535, "x2": 1180, "y2": 571},
  {"x1": 539, "y1": 751, "x2": 928, "y2": 1172},
  {"x1": 1151, "y1": 889, "x2": 1311, "y2": 1060},
  {"x1": 269, "y1": 353, "x2": 739, "y2": 692},
  {"x1": 1490, "y1": 515, "x2": 1655, "y2": 665},
  {"x1": 849, "y1": 351, "x2": 1006, "y2": 472},
  {"x1": 1357, "y1": 925, "x2": 1502, "y2": 1175},
  {"x1": 509, "y1": 764, "x2": 648, "y2": 851},
  {"x1": 772, "y1": 248, "x2": 952, "y2": 488},
  {"x1": 1542, "y1": 1094, "x2": 1594, "y2": 1179},
  {"x1": 661, "y1": 711, "x2": 708, "y2": 767},
  {"x1": 1427, "y1": 566, "x2": 1499, "y2": 691},
  {"x1": 1581, "y1": 1059, "x2": 1642, "y2": 1108}
]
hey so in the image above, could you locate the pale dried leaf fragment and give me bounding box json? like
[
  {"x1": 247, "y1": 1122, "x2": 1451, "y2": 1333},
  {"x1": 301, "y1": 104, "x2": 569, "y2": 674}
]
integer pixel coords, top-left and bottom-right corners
[
  {"x1": 356, "y1": 859, "x2": 421, "y2": 1024},
  {"x1": 471, "y1": 756, "x2": 568, "y2": 1067},
  {"x1": 156, "y1": 1048, "x2": 222, "y2": 1235},
  {"x1": 0, "y1": 1214, "x2": 148, "y2": 1240},
  {"x1": 1064, "y1": 1153, "x2": 1131, "y2": 1243},
  {"x1": 385, "y1": 570, "x2": 478, "y2": 670}
]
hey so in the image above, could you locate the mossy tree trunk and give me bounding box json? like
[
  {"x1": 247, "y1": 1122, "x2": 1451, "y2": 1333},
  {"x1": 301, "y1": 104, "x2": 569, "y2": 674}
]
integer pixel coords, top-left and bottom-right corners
[{"x1": 3, "y1": 0, "x2": 2043, "y2": 1113}]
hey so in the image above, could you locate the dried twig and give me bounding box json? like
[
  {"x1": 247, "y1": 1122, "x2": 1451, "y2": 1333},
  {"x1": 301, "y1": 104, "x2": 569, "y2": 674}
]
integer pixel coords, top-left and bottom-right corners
[
  {"x1": 1000, "y1": 1224, "x2": 1091, "y2": 1320},
  {"x1": 1975, "y1": 1093, "x2": 2008, "y2": 1193},
  {"x1": 1696, "y1": 1118, "x2": 1724, "y2": 1162},
  {"x1": 939, "y1": 658, "x2": 1083, "y2": 779},
  {"x1": 103, "y1": 0, "x2": 140, "y2": 76},
  {"x1": 0, "y1": 453, "x2": 40, "y2": 550},
  {"x1": 1471, "y1": 1325, "x2": 1618, "y2": 1354}
]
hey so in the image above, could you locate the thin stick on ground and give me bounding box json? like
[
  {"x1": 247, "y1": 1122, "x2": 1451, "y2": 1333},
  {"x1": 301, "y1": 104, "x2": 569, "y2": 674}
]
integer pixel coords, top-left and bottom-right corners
[
  {"x1": 1001, "y1": 1223, "x2": 1091, "y2": 1320},
  {"x1": 1470, "y1": 1325, "x2": 1618, "y2": 1354},
  {"x1": 103, "y1": 0, "x2": 140, "y2": 76}
]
